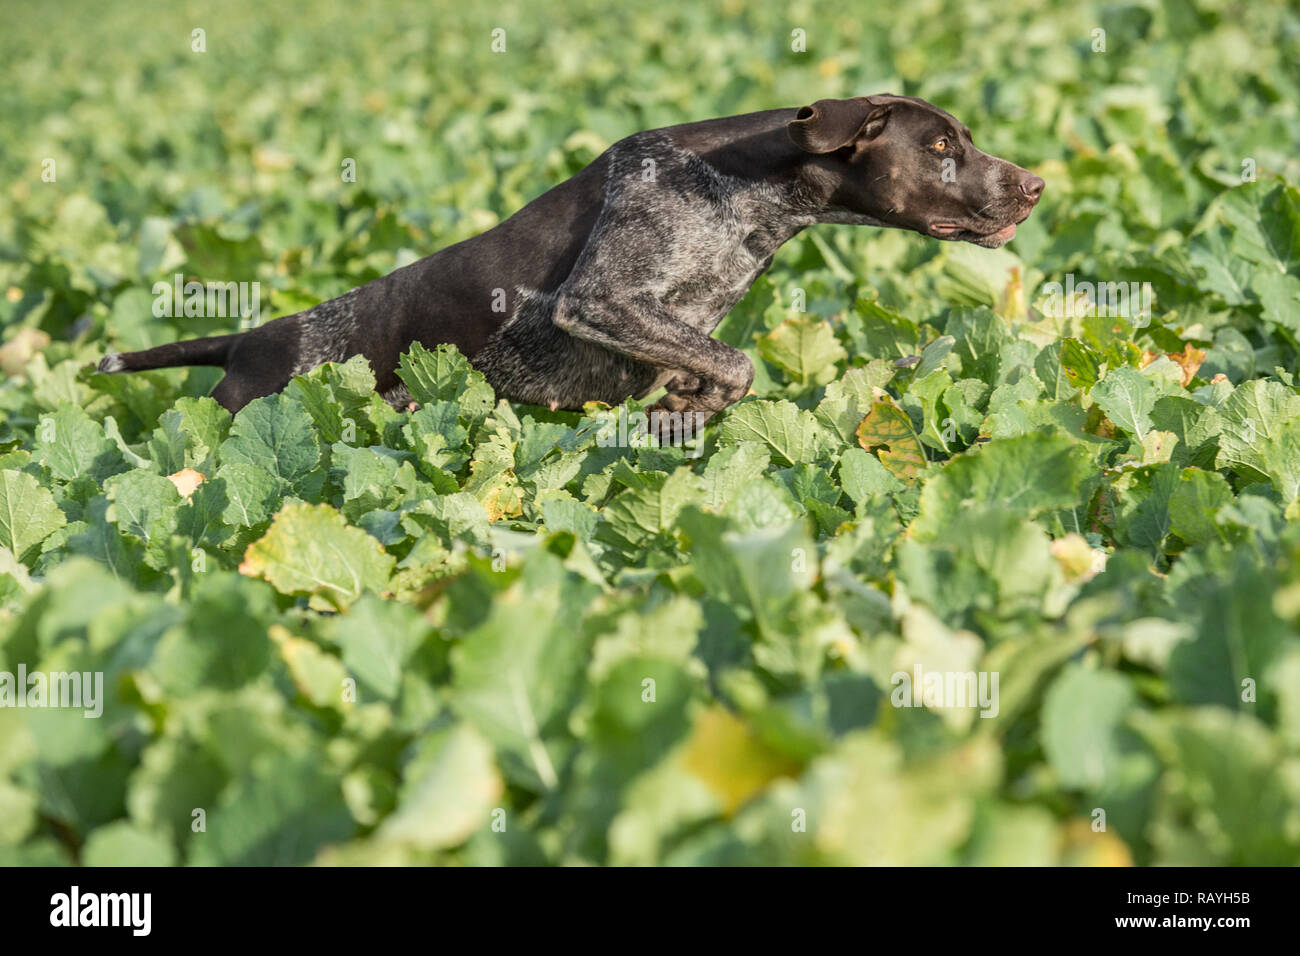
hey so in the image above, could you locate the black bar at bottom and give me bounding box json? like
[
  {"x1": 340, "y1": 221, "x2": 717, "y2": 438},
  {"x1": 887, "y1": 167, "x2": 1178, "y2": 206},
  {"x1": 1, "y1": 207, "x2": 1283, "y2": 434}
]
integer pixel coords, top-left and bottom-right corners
[{"x1": 0, "y1": 865, "x2": 1283, "y2": 941}]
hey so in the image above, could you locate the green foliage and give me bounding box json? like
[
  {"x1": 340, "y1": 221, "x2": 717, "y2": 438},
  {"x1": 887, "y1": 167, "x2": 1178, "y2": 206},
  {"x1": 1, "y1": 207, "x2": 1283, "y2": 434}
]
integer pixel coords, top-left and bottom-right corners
[{"x1": 2, "y1": 0, "x2": 1300, "y2": 866}]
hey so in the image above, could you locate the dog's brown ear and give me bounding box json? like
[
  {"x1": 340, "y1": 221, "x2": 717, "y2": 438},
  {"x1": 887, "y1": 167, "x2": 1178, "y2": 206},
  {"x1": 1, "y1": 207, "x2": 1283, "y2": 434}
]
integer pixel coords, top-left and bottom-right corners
[{"x1": 787, "y1": 97, "x2": 890, "y2": 153}]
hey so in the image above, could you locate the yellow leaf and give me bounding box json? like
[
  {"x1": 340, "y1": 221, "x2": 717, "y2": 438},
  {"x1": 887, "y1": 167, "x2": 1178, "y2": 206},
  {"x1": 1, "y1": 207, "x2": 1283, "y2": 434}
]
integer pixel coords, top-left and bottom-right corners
[
  {"x1": 1060, "y1": 818, "x2": 1134, "y2": 866},
  {"x1": 252, "y1": 145, "x2": 293, "y2": 172},
  {"x1": 680, "y1": 707, "x2": 799, "y2": 816},
  {"x1": 1051, "y1": 532, "x2": 1105, "y2": 583},
  {"x1": 857, "y1": 399, "x2": 926, "y2": 482},
  {"x1": 270, "y1": 624, "x2": 352, "y2": 710}
]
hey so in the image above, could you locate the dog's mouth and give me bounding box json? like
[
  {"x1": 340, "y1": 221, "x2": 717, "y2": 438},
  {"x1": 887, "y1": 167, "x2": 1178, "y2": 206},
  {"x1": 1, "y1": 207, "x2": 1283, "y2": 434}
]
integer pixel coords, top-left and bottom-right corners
[
  {"x1": 928, "y1": 195, "x2": 1039, "y2": 248},
  {"x1": 928, "y1": 216, "x2": 1025, "y2": 248}
]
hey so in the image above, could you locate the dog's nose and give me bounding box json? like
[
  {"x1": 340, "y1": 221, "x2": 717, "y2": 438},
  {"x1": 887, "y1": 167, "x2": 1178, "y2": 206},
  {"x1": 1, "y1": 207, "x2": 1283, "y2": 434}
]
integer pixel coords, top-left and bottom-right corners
[{"x1": 1019, "y1": 174, "x2": 1045, "y2": 202}]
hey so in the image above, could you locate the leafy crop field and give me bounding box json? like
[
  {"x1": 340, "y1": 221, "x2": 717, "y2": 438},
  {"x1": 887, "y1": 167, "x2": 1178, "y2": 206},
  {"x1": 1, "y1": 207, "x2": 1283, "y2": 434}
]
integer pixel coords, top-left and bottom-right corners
[{"x1": 2, "y1": 0, "x2": 1300, "y2": 865}]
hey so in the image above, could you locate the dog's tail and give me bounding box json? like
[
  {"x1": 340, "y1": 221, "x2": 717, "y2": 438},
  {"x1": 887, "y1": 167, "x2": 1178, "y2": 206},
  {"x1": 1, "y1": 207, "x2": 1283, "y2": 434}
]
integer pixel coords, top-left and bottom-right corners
[{"x1": 97, "y1": 332, "x2": 244, "y2": 375}]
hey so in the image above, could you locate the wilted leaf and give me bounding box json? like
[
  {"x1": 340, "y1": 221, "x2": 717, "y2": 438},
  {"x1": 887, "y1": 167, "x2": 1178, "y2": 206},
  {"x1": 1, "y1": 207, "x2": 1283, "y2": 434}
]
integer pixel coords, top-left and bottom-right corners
[{"x1": 856, "y1": 398, "x2": 926, "y2": 482}]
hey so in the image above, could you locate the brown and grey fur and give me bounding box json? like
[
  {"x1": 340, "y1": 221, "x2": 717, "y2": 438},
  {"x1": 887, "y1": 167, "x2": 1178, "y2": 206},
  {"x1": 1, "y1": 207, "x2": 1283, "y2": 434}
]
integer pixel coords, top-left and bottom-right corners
[{"x1": 99, "y1": 95, "x2": 1044, "y2": 431}]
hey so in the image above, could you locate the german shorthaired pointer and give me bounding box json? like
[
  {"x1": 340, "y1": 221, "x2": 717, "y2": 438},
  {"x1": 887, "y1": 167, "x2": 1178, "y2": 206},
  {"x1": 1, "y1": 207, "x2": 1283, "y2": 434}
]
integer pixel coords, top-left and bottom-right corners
[{"x1": 100, "y1": 95, "x2": 1043, "y2": 437}]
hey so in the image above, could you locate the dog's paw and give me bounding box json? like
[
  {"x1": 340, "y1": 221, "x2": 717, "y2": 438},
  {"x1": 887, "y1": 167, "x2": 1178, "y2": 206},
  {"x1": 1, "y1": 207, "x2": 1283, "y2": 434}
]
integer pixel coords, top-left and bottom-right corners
[
  {"x1": 662, "y1": 371, "x2": 703, "y2": 396},
  {"x1": 645, "y1": 401, "x2": 714, "y2": 448},
  {"x1": 659, "y1": 373, "x2": 740, "y2": 417},
  {"x1": 653, "y1": 390, "x2": 693, "y2": 413}
]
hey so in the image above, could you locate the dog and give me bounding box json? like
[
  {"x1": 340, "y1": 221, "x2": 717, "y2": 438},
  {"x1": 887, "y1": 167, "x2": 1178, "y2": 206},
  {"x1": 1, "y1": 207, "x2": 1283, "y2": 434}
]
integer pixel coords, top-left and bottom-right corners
[{"x1": 99, "y1": 95, "x2": 1043, "y2": 436}]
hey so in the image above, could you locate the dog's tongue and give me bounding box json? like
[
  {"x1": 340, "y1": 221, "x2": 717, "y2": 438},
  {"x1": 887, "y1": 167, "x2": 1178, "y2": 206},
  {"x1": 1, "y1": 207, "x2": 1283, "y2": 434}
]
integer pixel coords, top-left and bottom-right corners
[{"x1": 991, "y1": 223, "x2": 1017, "y2": 242}]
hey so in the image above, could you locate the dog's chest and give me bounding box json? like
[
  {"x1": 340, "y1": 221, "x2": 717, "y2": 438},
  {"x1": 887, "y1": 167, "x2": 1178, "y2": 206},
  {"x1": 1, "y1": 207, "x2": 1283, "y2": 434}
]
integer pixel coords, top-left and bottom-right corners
[
  {"x1": 643, "y1": 187, "x2": 799, "y2": 332},
  {"x1": 659, "y1": 225, "x2": 784, "y2": 327}
]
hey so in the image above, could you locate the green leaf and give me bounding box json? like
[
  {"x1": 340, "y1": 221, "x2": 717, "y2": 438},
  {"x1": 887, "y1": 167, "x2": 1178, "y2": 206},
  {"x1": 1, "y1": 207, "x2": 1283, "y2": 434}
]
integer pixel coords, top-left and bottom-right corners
[
  {"x1": 814, "y1": 364, "x2": 895, "y2": 445},
  {"x1": 325, "y1": 596, "x2": 430, "y2": 700},
  {"x1": 699, "y1": 441, "x2": 771, "y2": 511},
  {"x1": 1215, "y1": 379, "x2": 1300, "y2": 499},
  {"x1": 850, "y1": 299, "x2": 919, "y2": 359},
  {"x1": 910, "y1": 432, "x2": 1093, "y2": 539},
  {"x1": 1135, "y1": 708, "x2": 1300, "y2": 864},
  {"x1": 718, "y1": 400, "x2": 830, "y2": 466},
  {"x1": 838, "y1": 446, "x2": 904, "y2": 504},
  {"x1": 1059, "y1": 338, "x2": 1102, "y2": 390},
  {"x1": 378, "y1": 724, "x2": 502, "y2": 849},
  {"x1": 1168, "y1": 468, "x2": 1233, "y2": 545},
  {"x1": 220, "y1": 393, "x2": 322, "y2": 496},
  {"x1": 396, "y1": 342, "x2": 495, "y2": 424},
  {"x1": 186, "y1": 756, "x2": 353, "y2": 866},
  {"x1": 81, "y1": 821, "x2": 176, "y2": 866},
  {"x1": 34, "y1": 404, "x2": 122, "y2": 482},
  {"x1": 215, "y1": 461, "x2": 282, "y2": 528},
  {"x1": 105, "y1": 469, "x2": 182, "y2": 544},
  {"x1": 240, "y1": 502, "x2": 395, "y2": 609},
  {"x1": 1109, "y1": 463, "x2": 1180, "y2": 553},
  {"x1": 146, "y1": 397, "x2": 231, "y2": 473},
  {"x1": 0, "y1": 469, "x2": 66, "y2": 564},
  {"x1": 285, "y1": 356, "x2": 379, "y2": 445},
  {"x1": 1041, "y1": 664, "x2": 1139, "y2": 791},
  {"x1": 449, "y1": 556, "x2": 599, "y2": 789},
  {"x1": 756, "y1": 317, "x2": 847, "y2": 387},
  {"x1": 1091, "y1": 365, "x2": 1157, "y2": 442}
]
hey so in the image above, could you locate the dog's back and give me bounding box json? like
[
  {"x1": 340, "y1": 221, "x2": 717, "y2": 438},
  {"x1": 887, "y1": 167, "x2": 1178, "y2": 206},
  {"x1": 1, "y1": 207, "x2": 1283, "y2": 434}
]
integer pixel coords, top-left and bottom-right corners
[{"x1": 101, "y1": 150, "x2": 612, "y2": 412}]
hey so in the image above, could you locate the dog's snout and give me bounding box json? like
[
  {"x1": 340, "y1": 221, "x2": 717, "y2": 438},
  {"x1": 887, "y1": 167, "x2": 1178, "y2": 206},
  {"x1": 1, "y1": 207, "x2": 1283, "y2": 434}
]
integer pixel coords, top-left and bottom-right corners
[{"x1": 1019, "y1": 174, "x2": 1045, "y2": 202}]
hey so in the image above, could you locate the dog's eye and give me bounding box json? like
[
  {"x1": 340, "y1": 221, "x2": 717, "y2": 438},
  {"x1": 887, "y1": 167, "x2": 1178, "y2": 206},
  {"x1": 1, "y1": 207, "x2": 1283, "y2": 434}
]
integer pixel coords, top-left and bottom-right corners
[{"x1": 932, "y1": 138, "x2": 949, "y2": 152}]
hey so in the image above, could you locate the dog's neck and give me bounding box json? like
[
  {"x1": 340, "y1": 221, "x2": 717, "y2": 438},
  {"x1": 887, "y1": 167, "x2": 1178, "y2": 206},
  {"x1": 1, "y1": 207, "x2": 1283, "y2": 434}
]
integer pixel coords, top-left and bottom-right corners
[{"x1": 678, "y1": 115, "x2": 889, "y2": 229}]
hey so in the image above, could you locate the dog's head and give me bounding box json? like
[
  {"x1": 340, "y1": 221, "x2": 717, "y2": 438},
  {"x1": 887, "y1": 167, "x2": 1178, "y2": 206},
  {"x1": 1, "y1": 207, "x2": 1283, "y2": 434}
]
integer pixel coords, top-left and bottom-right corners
[{"x1": 788, "y1": 95, "x2": 1043, "y2": 247}]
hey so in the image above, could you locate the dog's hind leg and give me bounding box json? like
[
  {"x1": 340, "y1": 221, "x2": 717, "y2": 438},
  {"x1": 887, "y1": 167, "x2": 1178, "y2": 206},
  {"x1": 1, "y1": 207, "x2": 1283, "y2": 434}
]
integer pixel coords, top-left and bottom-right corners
[
  {"x1": 206, "y1": 328, "x2": 306, "y2": 413},
  {"x1": 209, "y1": 370, "x2": 280, "y2": 414}
]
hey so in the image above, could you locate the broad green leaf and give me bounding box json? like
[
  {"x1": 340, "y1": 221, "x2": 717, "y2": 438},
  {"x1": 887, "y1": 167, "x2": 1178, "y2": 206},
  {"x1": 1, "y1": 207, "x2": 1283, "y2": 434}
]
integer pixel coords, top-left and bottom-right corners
[
  {"x1": 187, "y1": 756, "x2": 353, "y2": 866},
  {"x1": 34, "y1": 404, "x2": 122, "y2": 482},
  {"x1": 718, "y1": 400, "x2": 830, "y2": 466},
  {"x1": 378, "y1": 724, "x2": 502, "y2": 849},
  {"x1": 449, "y1": 556, "x2": 599, "y2": 789},
  {"x1": 1041, "y1": 664, "x2": 1139, "y2": 791},
  {"x1": 220, "y1": 393, "x2": 322, "y2": 495},
  {"x1": 756, "y1": 317, "x2": 847, "y2": 387},
  {"x1": 838, "y1": 446, "x2": 904, "y2": 503},
  {"x1": 240, "y1": 502, "x2": 394, "y2": 608},
  {"x1": 396, "y1": 342, "x2": 495, "y2": 424},
  {"x1": 285, "y1": 355, "x2": 379, "y2": 445},
  {"x1": 1135, "y1": 708, "x2": 1300, "y2": 865},
  {"x1": 325, "y1": 596, "x2": 430, "y2": 701},
  {"x1": 81, "y1": 821, "x2": 176, "y2": 866},
  {"x1": 215, "y1": 461, "x2": 282, "y2": 528},
  {"x1": 0, "y1": 469, "x2": 66, "y2": 564},
  {"x1": 910, "y1": 432, "x2": 1093, "y2": 539},
  {"x1": 1215, "y1": 379, "x2": 1300, "y2": 499},
  {"x1": 1091, "y1": 365, "x2": 1157, "y2": 442},
  {"x1": 105, "y1": 469, "x2": 182, "y2": 544},
  {"x1": 1168, "y1": 468, "x2": 1233, "y2": 545}
]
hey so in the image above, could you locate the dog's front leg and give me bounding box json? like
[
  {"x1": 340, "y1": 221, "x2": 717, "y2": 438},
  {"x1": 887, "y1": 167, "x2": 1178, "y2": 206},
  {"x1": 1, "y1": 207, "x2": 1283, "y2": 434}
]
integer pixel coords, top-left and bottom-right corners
[{"x1": 554, "y1": 293, "x2": 752, "y2": 442}]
